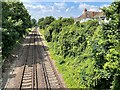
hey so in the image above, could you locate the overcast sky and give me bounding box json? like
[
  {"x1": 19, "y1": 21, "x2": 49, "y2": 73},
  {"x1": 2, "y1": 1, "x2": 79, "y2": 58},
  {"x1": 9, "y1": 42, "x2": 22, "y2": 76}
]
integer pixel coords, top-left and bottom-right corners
[{"x1": 21, "y1": 0, "x2": 113, "y2": 21}]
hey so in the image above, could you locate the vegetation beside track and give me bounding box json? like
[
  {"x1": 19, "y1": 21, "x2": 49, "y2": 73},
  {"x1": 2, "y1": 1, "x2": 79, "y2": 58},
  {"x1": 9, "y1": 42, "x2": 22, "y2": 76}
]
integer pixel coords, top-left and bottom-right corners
[{"x1": 38, "y1": 2, "x2": 120, "y2": 89}]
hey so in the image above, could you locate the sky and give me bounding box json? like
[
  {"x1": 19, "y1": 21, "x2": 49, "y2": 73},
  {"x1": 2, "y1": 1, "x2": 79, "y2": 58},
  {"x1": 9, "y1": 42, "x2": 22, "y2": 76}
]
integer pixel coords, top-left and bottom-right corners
[{"x1": 21, "y1": 0, "x2": 113, "y2": 21}]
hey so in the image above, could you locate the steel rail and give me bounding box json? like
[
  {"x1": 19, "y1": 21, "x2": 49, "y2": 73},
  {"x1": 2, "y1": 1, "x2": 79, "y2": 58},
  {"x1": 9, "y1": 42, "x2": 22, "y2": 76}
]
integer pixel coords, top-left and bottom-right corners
[{"x1": 36, "y1": 28, "x2": 64, "y2": 89}]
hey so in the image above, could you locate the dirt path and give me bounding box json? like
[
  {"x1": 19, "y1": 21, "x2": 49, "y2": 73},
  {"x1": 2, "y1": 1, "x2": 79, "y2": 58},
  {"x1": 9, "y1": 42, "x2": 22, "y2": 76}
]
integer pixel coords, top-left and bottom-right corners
[{"x1": 2, "y1": 28, "x2": 66, "y2": 89}]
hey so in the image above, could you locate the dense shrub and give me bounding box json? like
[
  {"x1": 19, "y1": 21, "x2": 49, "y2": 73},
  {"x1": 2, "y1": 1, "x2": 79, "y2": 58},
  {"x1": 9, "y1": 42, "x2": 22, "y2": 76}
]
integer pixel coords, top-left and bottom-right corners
[{"x1": 39, "y1": 1, "x2": 120, "y2": 89}]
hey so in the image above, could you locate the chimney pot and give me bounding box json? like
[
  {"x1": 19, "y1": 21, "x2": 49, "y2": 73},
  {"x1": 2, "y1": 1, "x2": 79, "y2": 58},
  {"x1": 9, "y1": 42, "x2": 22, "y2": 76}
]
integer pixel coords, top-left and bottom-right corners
[
  {"x1": 92, "y1": 12, "x2": 94, "y2": 17},
  {"x1": 84, "y1": 8, "x2": 87, "y2": 12}
]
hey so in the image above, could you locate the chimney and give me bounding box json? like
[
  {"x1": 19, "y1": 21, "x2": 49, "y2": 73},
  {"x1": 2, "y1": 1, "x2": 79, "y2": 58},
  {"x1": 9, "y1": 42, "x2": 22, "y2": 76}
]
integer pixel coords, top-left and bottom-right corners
[
  {"x1": 92, "y1": 12, "x2": 94, "y2": 17},
  {"x1": 84, "y1": 8, "x2": 87, "y2": 12}
]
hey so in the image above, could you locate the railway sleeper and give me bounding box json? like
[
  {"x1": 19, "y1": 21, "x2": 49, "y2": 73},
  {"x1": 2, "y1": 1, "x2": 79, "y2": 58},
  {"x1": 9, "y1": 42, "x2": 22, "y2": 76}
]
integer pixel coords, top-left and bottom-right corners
[
  {"x1": 49, "y1": 83, "x2": 60, "y2": 88},
  {"x1": 23, "y1": 74, "x2": 32, "y2": 77},
  {"x1": 46, "y1": 70, "x2": 54, "y2": 73},
  {"x1": 47, "y1": 75, "x2": 56, "y2": 78},
  {"x1": 45, "y1": 68, "x2": 53, "y2": 71},
  {"x1": 21, "y1": 85, "x2": 32, "y2": 88},
  {"x1": 49, "y1": 80, "x2": 58, "y2": 84},
  {"x1": 22, "y1": 79, "x2": 32, "y2": 83},
  {"x1": 47, "y1": 71, "x2": 54, "y2": 74},
  {"x1": 23, "y1": 77, "x2": 32, "y2": 80},
  {"x1": 48, "y1": 77, "x2": 57, "y2": 81},
  {"x1": 22, "y1": 82, "x2": 32, "y2": 87}
]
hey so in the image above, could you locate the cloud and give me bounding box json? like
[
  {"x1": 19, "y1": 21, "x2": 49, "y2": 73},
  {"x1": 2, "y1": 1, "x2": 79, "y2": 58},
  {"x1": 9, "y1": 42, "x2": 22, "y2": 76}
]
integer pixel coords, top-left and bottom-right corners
[
  {"x1": 65, "y1": 8, "x2": 69, "y2": 12},
  {"x1": 78, "y1": 3, "x2": 111, "y2": 13},
  {"x1": 78, "y1": 3, "x2": 110, "y2": 13},
  {"x1": 71, "y1": 6, "x2": 74, "y2": 9},
  {"x1": 21, "y1": 0, "x2": 112, "y2": 2},
  {"x1": 57, "y1": 10, "x2": 61, "y2": 12},
  {"x1": 54, "y1": 2, "x2": 65, "y2": 9},
  {"x1": 79, "y1": 3, "x2": 91, "y2": 9},
  {"x1": 65, "y1": 6, "x2": 74, "y2": 12},
  {"x1": 24, "y1": 3, "x2": 54, "y2": 14},
  {"x1": 22, "y1": 2, "x2": 111, "y2": 21},
  {"x1": 74, "y1": 0, "x2": 78, "y2": 3},
  {"x1": 100, "y1": 4, "x2": 110, "y2": 8},
  {"x1": 88, "y1": 8, "x2": 100, "y2": 12},
  {"x1": 79, "y1": 3, "x2": 100, "y2": 13},
  {"x1": 25, "y1": 4, "x2": 46, "y2": 10},
  {"x1": 23, "y1": 2, "x2": 67, "y2": 20}
]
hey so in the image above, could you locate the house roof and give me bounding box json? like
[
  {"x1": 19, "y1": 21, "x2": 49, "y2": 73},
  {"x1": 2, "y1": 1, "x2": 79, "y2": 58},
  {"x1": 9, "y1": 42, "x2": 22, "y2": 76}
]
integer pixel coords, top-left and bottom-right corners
[
  {"x1": 77, "y1": 8, "x2": 105, "y2": 19},
  {"x1": 94, "y1": 12, "x2": 105, "y2": 18}
]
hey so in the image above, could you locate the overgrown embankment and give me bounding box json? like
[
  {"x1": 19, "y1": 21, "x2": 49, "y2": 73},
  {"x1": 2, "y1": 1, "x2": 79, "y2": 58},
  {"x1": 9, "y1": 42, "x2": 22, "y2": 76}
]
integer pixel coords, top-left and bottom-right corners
[{"x1": 38, "y1": 2, "x2": 120, "y2": 89}]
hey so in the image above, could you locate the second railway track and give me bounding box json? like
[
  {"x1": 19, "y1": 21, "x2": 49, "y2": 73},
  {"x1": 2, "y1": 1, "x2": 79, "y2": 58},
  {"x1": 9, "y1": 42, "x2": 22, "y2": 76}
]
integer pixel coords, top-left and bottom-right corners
[{"x1": 36, "y1": 28, "x2": 64, "y2": 89}]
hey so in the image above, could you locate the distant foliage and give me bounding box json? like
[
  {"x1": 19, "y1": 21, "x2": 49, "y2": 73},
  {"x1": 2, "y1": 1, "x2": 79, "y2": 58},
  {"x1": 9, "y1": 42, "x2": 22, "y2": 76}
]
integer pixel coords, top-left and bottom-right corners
[
  {"x1": 38, "y1": 16, "x2": 55, "y2": 29},
  {"x1": 44, "y1": 17, "x2": 74, "y2": 42},
  {"x1": 31, "y1": 18, "x2": 37, "y2": 27}
]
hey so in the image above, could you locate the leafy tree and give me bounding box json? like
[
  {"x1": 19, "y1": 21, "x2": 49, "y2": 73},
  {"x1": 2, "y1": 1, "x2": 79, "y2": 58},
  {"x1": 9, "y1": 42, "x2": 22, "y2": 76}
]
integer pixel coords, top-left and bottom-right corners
[
  {"x1": 2, "y1": 1, "x2": 32, "y2": 59},
  {"x1": 38, "y1": 17, "x2": 44, "y2": 26},
  {"x1": 38, "y1": 16, "x2": 55, "y2": 29},
  {"x1": 44, "y1": 16, "x2": 55, "y2": 25},
  {"x1": 44, "y1": 17, "x2": 74, "y2": 42},
  {"x1": 61, "y1": 17, "x2": 74, "y2": 27},
  {"x1": 31, "y1": 18, "x2": 37, "y2": 27}
]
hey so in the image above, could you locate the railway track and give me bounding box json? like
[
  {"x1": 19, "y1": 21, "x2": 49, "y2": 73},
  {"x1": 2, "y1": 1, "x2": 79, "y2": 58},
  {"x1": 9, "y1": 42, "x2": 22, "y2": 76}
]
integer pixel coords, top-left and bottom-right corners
[
  {"x1": 20, "y1": 30, "x2": 37, "y2": 89},
  {"x1": 4, "y1": 31, "x2": 36, "y2": 89},
  {"x1": 36, "y1": 28, "x2": 64, "y2": 89},
  {"x1": 4, "y1": 27, "x2": 65, "y2": 89}
]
